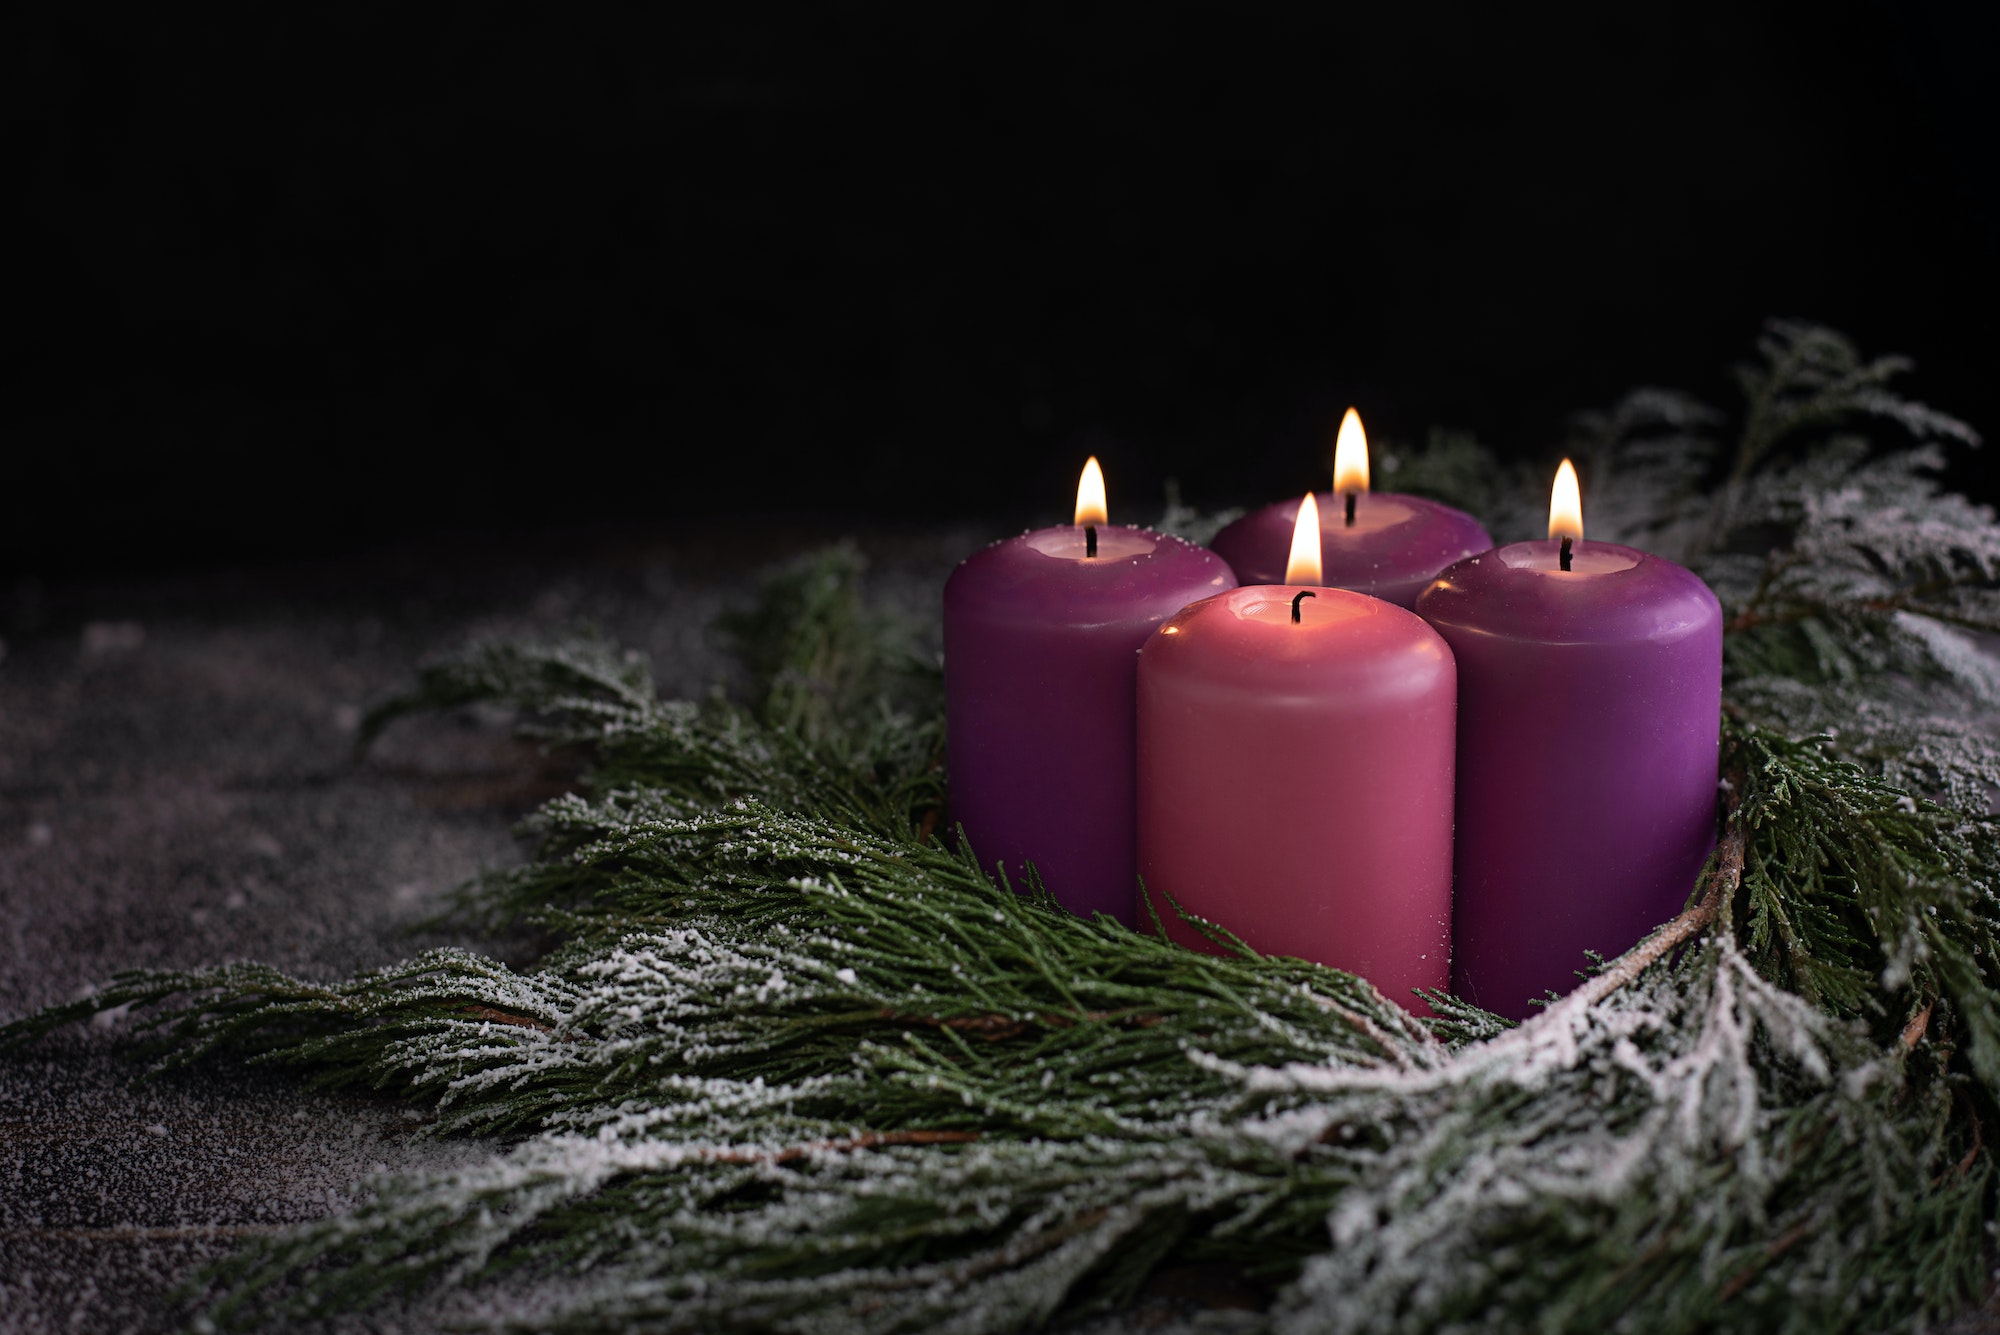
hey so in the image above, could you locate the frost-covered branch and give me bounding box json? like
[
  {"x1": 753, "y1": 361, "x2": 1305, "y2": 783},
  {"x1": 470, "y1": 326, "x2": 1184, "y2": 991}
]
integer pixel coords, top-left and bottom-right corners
[{"x1": 9, "y1": 328, "x2": 2000, "y2": 1333}]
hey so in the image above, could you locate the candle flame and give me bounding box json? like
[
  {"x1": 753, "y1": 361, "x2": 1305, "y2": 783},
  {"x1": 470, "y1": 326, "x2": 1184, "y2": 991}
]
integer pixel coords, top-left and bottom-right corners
[
  {"x1": 1548, "y1": 458, "x2": 1583, "y2": 540},
  {"x1": 1075, "y1": 456, "x2": 1108, "y2": 527},
  {"x1": 1333, "y1": 407, "x2": 1370, "y2": 495},
  {"x1": 1285, "y1": 493, "x2": 1323, "y2": 585}
]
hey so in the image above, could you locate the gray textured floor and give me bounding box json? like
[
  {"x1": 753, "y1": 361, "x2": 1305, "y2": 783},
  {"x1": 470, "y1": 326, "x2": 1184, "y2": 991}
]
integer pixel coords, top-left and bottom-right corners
[{"x1": 0, "y1": 524, "x2": 967, "y2": 1333}]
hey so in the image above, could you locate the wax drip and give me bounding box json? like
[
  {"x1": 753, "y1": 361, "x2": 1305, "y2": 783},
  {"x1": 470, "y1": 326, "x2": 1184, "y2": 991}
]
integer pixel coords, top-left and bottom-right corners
[
  {"x1": 1559, "y1": 535, "x2": 1573, "y2": 572},
  {"x1": 1344, "y1": 492, "x2": 1357, "y2": 526},
  {"x1": 1085, "y1": 525, "x2": 1097, "y2": 558},
  {"x1": 1291, "y1": 590, "x2": 1316, "y2": 623}
]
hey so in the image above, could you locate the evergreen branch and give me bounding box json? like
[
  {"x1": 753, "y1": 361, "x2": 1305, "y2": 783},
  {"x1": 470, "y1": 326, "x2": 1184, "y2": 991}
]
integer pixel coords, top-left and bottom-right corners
[
  {"x1": 1730, "y1": 320, "x2": 1978, "y2": 488},
  {"x1": 12, "y1": 693, "x2": 1991, "y2": 1332},
  {"x1": 9, "y1": 324, "x2": 2000, "y2": 1332},
  {"x1": 1527, "y1": 321, "x2": 2000, "y2": 812},
  {"x1": 359, "y1": 548, "x2": 947, "y2": 917},
  {"x1": 1722, "y1": 722, "x2": 2000, "y2": 1087}
]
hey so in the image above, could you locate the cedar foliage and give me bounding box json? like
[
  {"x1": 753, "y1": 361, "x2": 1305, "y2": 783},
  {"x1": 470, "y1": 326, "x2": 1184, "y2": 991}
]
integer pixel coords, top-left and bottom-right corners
[{"x1": 9, "y1": 321, "x2": 2000, "y2": 1333}]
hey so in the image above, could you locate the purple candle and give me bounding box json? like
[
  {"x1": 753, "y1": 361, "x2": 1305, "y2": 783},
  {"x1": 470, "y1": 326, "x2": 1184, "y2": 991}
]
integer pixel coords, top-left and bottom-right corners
[
  {"x1": 945, "y1": 459, "x2": 1236, "y2": 924},
  {"x1": 1211, "y1": 409, "x2": 1491, "y2": 607},
  {"x1": 1414, "y1": 460, "x2": 1722, "y2": 1019}
]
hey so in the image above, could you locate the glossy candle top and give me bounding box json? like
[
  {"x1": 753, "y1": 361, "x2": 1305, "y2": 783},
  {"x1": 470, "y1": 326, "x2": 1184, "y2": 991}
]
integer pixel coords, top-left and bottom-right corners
[
  {"x1": 1209, "y1": 493, "x2": 1492, "y2": 607},
  {"x1": 1417, "y1": 540, "x2": 1719, "y2": 645},
  {"x1": 948, "y1": 525, "x2": 1233, "y2": 627},
  {"x1": 1149, "y1": 585, "x2": 1454, "y2": 702}
]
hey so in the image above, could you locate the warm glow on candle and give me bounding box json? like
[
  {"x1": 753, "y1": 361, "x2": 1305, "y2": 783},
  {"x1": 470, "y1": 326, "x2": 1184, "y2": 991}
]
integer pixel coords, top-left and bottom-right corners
[
  {"x1": 1075, "y1": 457, "x2": 1109, "y2": 527},
  {"x1": 1548, "y1": 458, "x2": 1583, "y2": 540},
  {"x1": 1333, "y1": 408, "x2": 1370, "y2": 495},
  {"x1": 1285, "y1": 493, "x2": 1323, "y2": 584}
]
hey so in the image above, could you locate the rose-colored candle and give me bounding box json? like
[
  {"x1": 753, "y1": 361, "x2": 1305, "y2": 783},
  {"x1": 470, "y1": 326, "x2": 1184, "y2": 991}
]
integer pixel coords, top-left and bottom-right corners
[
  {"x1": 1415, "y1": 460, "x2": 1722, "y2": 1020},
  {"x1": 1211, "y1": 409, "x2": 1491, "y2": 607},
  {"x1": 946, "y1": 459, "x2": 1236, "y2": 925},
  {"x1": 1138, "y1": 496, "x2": 1456, "y2": 1008}
]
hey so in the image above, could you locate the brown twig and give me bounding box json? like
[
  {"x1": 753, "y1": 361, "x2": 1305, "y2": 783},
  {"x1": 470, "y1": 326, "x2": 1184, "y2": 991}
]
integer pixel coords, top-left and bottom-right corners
[
  {"x1": 462, "y1": 1005, "x2": 556, "y2": 1033},
  {"x1": 1937, "y1": 1092, "x2": 1985, "y2": 1186},
  {"x1": 1719, "y1": 1219, "x2": 1812, "y2": 1301},
  {"x1": 1321, "y1": 993, "x2": 1423, "y2": 1070},
  {"x1": 1954, "y1": 1107, "x2": 1984, "y2": 1181},
  {"x1": 751, "y1": 1129, "x2": 981, "y2": 1164},
  {"x1": 1900, "y1": 1002, "x2": 1934, "y2": 1051},
  {"x1": 1726, "y1": 574, "x2": 1990, "y2": 636},
  {"x1": 1545, "y1": 820, "x2": 1744, "y2": 1020},
  {"x1": 629, "y1": 1129, "x2": 983, "y2": 1171}
]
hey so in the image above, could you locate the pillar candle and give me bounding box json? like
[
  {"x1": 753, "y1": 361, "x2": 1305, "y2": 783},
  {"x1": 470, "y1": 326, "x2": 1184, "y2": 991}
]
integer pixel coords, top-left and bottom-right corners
[
  {"x1": 946, "y1": 458, "x2": 1236, "y2": 924},
  {"x1": 1137, "y1": 495, "x2": 1457, "y2": 1007},
  {"x1": 1415, "y1": 460, "x2": 1722, "y2": 1020},
  {"x1": 1211, "y1": 410, "x2": 1491, "y2": 607}
]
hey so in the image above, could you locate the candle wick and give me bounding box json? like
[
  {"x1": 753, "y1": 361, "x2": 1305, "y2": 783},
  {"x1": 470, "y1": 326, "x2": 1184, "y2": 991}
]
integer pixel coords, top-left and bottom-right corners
[
  {"x1": 1085, "y1": 525, "x2": 1097, "y2": 558},
  {"x1": 1344, "y1": 492, "x2": 1357, "y2": 527},
  {"x1": 1559, "y1": 535, "x2": 1573, "y2": 572},
  {"x1": 1291, "y1": 590, "x2": 1316, "y2": 623}
]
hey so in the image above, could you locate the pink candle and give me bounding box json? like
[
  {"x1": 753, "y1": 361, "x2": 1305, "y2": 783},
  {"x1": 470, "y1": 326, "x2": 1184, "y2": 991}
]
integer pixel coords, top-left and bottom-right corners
[
  {"x1": 1137, "y1": 496, "x2": 1457, "y2": 1008},
  {"x1": 1211, "y1": 410, "x2": 1491, "y2": 607},
  {"x1": 946, "y1": 459, "x2": 1236, "y2": 925},
  {"x1": 1415, "y1": 461, "x2": 1722, "y2": 1020}
]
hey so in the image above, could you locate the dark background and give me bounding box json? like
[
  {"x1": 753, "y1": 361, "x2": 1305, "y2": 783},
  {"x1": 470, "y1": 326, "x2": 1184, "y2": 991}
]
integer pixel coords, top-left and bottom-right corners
[{"x1": 5, "y1": 2, "x2": 1996, "y2": 579}]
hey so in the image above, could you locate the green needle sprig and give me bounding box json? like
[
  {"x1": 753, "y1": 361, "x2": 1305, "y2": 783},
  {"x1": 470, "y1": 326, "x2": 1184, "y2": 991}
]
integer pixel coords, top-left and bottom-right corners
[{"x1": 8, "y1": 322, "x2": 2000, "y2": 1333}]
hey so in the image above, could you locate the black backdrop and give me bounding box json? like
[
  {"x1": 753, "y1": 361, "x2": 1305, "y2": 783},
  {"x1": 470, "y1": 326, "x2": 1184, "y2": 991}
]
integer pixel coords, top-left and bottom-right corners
[{"x1": 6, "y1": 2, "x2": 1996, "y2": 577}]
